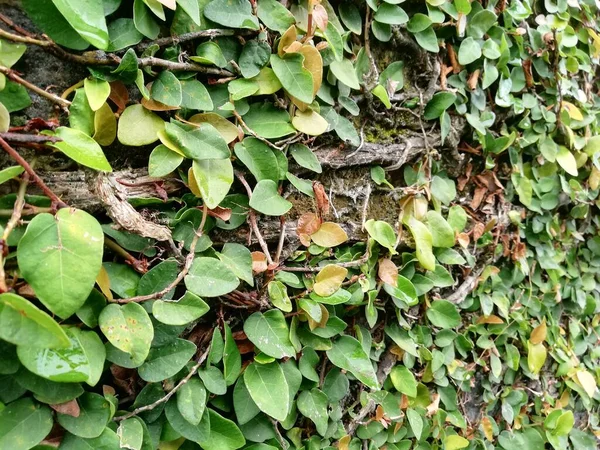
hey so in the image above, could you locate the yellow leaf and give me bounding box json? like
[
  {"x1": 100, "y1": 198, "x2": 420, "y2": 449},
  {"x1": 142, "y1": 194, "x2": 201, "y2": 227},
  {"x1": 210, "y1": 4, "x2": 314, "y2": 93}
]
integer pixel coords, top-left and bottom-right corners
[
  {"x1": 589, "y1": 29, "x2": 600, "y2": 58},
  {"x1": 188, "y1": 113, "x2": 240, "y2": 143},
  {"x1": 481, "y1": 416, "x2": 494, "y2": 441},
  {"x1": 527, "y1": 342, "x2": 547, "y2": 375},
  {"x1": 93, "y1": 103, "x2": 117, "y2": 146},
  {"x1": 292, "y1": 109, "x2": 329, "y2": 136},
  {"x1": 299, "y1": 44, "x2": 323, "y2": 96},
  {"x1": 556, "y1": 146, "x2": 578, "y2": 176},
  {"x1": 278, "y1": 25, "x2": 298, "y2": 57},
  {"x1": 561, "y1": 101, "x2": 583, "y2": 121},
  {"x1": 477, "y1": 315, "x2": 504, "y2": 325},
  {"x1": 157, "y1": 129, "x2": 185, "y2": 156},
  {"x1": 529, "y1": 320, "x2": 547, "y2": 344},
  {"x1": 188, "y1": 167, "x2": 202, "y2": 198},
  {"x1": 444, "y1": 434, "x2": 469, "y2": 450},
  {"x1": 96, "y1": 266, "x2": 113, "y2": 301},
  {"x1": 337, "y1": 435, "x2": 351, "y2": 450},
  {"x1": 575, "y1": 369, "x2": 597, "y2": 397},
  {"x1": 313, "y1": 264, "x2": 348, "y2": 297},
  {"x1": 310, "y1": 222, "x2": 348, "y2": 247}
]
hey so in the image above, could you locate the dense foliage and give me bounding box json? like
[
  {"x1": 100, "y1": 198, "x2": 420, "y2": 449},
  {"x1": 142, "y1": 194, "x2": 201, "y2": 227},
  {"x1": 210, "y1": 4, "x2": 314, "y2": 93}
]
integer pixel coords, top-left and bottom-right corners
[{"x1": 0, "y1": 0, "x2": 599, "y2": 449}]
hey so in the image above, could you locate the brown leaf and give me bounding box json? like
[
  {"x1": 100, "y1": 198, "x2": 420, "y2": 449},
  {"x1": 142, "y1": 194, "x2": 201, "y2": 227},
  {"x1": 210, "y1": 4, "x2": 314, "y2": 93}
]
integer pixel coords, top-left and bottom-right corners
[
  {"x1": 312, "y1": 4, "x2": 328, "y2": 31},
  {"x1": 457, "y1": 232, "x2": 470, "y2": 248},
  {"x1": 252, "y1": 251, "x2": 268, "y2": 273},
  {"x1": 481, "y1": 416, "x2": 494, "y2": 441},
  {"x1": 50, "y1": 399, "x2": 80, "y2": 417},
  {"x1": 109, "y1": 81, "x2": 129, "y2": 115},
  {"x1": 378, "y1": 258, "x2": 398, "y2": 286},
  {"x1": 103, "y1": 385, "x2": 116, "y2": 396},
  {"x1": 472, "y1": 222, "x2": 485, "y2": 241},
  {"x1": 467, "y1": 69, "x2": 480, "y2": 90},
  {"x1": 312, "y1": 181, "x2": 330, "y2": 217},
  {"x1": 529, "y1": 320, "x2": 547, "y2": 344},
  {"x1": 475, "y1": 171, "x2": 504, "y2": 193},
  {"x1": 470, "y1": 186, "x2": 487, "y2": 210},
  {"x1": 426, "y1": 392, "x2": 440, "y2": 417},
  {"x1": 206, "y1": 206, "x2": 232, "y2": 221},
  {"x1": 337, "y1": 435, "x2": 351, "y2": 450},
  {"x1": 278, "y1": 25, "x2": 298, "y2": 57},
  {"x1": 284, "y1": 41, "x2": 303, "y2": 53},
  {"x1": 297, "y1": 212, "x2": 321, "y2": 237},
  {"x1": 477, "y1": 315, "x2": 504, "y2": 325}
]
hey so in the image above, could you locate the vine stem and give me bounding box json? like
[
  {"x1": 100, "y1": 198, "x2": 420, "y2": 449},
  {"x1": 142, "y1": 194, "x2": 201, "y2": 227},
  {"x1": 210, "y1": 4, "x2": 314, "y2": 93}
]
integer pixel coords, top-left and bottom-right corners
[
  {"x1": 280, "y1": 253, "x2": 369, "y2": 272},
  {"x1": 0, "y1": 173, "x2": 29, "y2": 293},
  {"x1": 235, "y1": 172, "x2": 275, "y2": 266},
  {"x1": 115, "y1": 203, "x2": 208, "y2": 303},
  {"x1": 0, "y1": 136, "x2": 67, "y2": 209},
  {"x1": 232, "y1": 110, "x2": 283, "y2": 151},
  {"x1": 114, "y1": 345, "x2": 212, "y2": 422},
  {"x1": 0, "y1": 132, "x2": 62, "y2": 144},
  {"x1": 0, "y1": 65, "x2": 71, "y2": 110}
]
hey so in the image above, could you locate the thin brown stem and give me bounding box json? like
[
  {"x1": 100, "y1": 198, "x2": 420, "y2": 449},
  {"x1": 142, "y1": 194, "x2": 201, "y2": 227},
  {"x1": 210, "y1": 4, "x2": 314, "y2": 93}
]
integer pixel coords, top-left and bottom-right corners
[
  {"x1": 0, "y1": 173, "x2": 29, "y2": 293},
  {"x1": 0, "y1": 132, "x2": 62, "y2": 144},
  {"x1": 114, "y1": 344, "x2": 211, "y2": 422},
  {"x1": 235, "y1": 172, "x2": 274, "y2": 266},
  {"x1": 280, "y1": 253, "x2": 369, "y2": 273},
  {"x1": 138, "y1": 57, "x2": 233, "y2": 76},
  {"x1": 274, "y1": 218, "x2": 286, "y2": 264},
  {"x1": 115, "y1": 203, "x2": 208, "y2": 303},
  {"x1": 232, "y1": 110, "x2": 283, "y2": 151},
  {"x1": 0, "y1": 136, "x2": 67, "y2": 209},
  {"x1": 0, "y1": 66, "x2": 71, "y2": 110},
  {"x1": 135, "y1": 29, "x2": 255, "y2": 52},
  {"x1": 104, "y1": 237, "x2": 148, "y2": 274}
]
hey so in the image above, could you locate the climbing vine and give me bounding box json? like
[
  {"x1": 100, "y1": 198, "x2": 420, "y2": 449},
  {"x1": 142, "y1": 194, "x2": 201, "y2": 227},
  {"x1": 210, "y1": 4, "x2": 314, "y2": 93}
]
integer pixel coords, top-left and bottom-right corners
[{"x1": 0, "y1": 0, "x2": 598, "y2": 449}]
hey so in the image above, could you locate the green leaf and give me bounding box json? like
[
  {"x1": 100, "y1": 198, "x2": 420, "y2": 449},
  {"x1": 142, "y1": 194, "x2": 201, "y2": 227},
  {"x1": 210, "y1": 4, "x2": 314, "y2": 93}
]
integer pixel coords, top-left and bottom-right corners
[
  {"x1": 406, "y1": 408, "x2": 423, "y2": 440},
  {"x1": 250, "y1": 180, "x2": 293, "y2": 216},
  {"x1": 111, "y1": 48, "x2": 139, "y2": 83},
  {"x1": 0, "y1": 398, "x2": 53, "y2": 450},
  {"x1": 198, "y1": 409, "x2": 246, "y2": 450},
  {"x1": 426, "y1": 211, "x2": 455, "y2": 248},
  {"x1": 59, "y1": 428, "x2": 120, "y2": 450},
  {"x1": 149, "y1": 144, "x2": 183, "y2": 177},
  {"x1": 15, "y1": 368, "x2": 84, "y2": 404},
  {"x1": 0, "y1": 102, "x2": 9, "y2": 133},
  {"x1": 234, "y1": 138, "x2": 280, "y2": 182},
  {"x1": 22, "y1": 0, "x2": 89, "y2": 50},
  {"x1": 372, "y1": 85, "x2": 391, "y2": 109},
  {"x1": 239, "y1": 40, "x2": 271, "y2": 78},
  {"x1": 165, "y1": 122, "x2": 230, "y2": 160},
  {"x1": 176, "y1": 377, "x2": 207, "y2": 427},
  {"x1": 228, "y1": 79, "x2": 259, "y2": 100},
  {"x1": 57, "y1": 393, "x2": 111, "y2": 438},
  {"x1": 405, "y1": 216, "x2": 436, "y2": 271},
  {"x1": 177, "y1": 0, "x2": 201, "y2": 24},
  {"x1": 0, "y1": 293, "x2": 70, "y2": 349},
  {"x1": 243, "y1": 362, "x2": 290, "y2": 421},
  {"x1": 223, "y1": 323, "x2": 242, "y2": 386},
  {"x1": 107, "y1": 18, "x2": 144, "y2": 51},
  {"x1": 133, "y1": 0, "x2": 159, "y2": 39},
  {"x1": 69, "y1": 89, "x2": 94, "y2": 136},
  {"x1": 257, "y1": 0, "x2": 295, "y2": 33},
  {"x1": 527, "y1": 342, "x2": 546, "y2": 375},
  {"x1": 51, "y1": 0, "x2": 109, "y2": 49},
  {"x1": 458, "y1": 37, "x2": 482, "y2": 65},
  {"x1": 326, "y1": 336, "x2": 379, "y2": 389},
  {"x1": 554, "y1": 411, "x2": 574, "y2": 437},
  {"x1": 365, "y1": 219, "x2": 396, "y2": 252},
  {"x1": 233, "y1": 377, "x2": 260, "y2": 424},
  {"x1": 415, "y1": 27, "x2": 440, "y2": 53},
  {"x1": 117, "y1": 418, "x2": 143, "y2": 450},
  {"x1": 17, "y1": 209, "x2": 104, "y2": 319},
  {"x1": 192, "y1": 42, "x2": 228, "y2": 68},
  {"x1": 192, "y1": 158, "x2": 234, "y2": 209},
  {"x1": 152, "y1": 291, "x2": 210, "y2": 325},
  {"x1": 17, "y1": 327, "x2": 105, "y2": 385},
  {"x1": 244, "y1": 309, "x2": 296, "y2": 358},
  {"x1": 151, "y1": 71, "x2": 183, "y2": 106},
  {"x1": 270, "y1": 53, "x2": 314, "y2": 104},
  {"x1": 423, "y1": 92, "x2": 456, "y2": 120},
  {"x1": 203, "y1": 0, "x2": 259, "y2": 30},
  {"x1": 218, "y1": 243, "x2": 254, "y2": 286},
  {"x1": 185, "y1": 256, "x2": 240, "y2": 297},
  {"x1": 166, "y1": 396, "x2": 210, "y2": 443},
  {"x1": 329, "y1": 58, "x2": 360, "y2": 90},
  {"x1": 426, "y1": 300, "x2": 460, "y2": 329},
  {"x1": 51, "y1": 127, "x2": 112, "y2": 171},
  {"x1": 466, "y1": 10, "x2": 497, "y2": 39},
  {"x1": 297, "y1": 388, "x2": 329, "y2": 435},
  {"x1": 268, "y1": 280, "x2": 292, "y2": 312},
  {"x1": 373, "y1": 4, "x2": 408, "y2": 25},
  {"x1": 83, "y1": 78, "x2": 110, "y2": 112},
  {"x1": 139, "y1": 338, "x2": 197, "y2": 382},
  {"x1": 289, "y1": 143, "x2": 322, "y2": 173},
  {"x1": 339, "y1": 2, "x2": 362, "y2": 34},
  {"x1": 180, "y1": 80, "x2": 213, "y2": 110},
  {"x1": 99, "y1": 302, "x2": 154, "y2": 363},
  {"x1": 242, "y1": 103, "x2": 295, "y2": 139},
  {"x1": 286, "y1": 172, "x2": 313, "y2": 196},
  {"x1": 199, "y1": 366, "x2": 227, "y2": 395},
  {"x1": 117, "y1": 104, "x2": 164, "y2": 146},
  {"x1": 0, "y1": 81, "x2": 31, "y2": 112},
  {"x1": 389, "y1": 365, "x2": 417, "y2": 397},
  {"x1": 407, "y1": 13, "x2": 432, "y2": 33}
]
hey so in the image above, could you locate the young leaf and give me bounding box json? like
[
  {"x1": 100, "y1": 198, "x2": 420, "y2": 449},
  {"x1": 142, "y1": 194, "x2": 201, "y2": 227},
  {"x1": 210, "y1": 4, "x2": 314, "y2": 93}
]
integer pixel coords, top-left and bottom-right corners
[
  {"x1": 84, "y1": 78, "x2": 110, "y2": 111},
  {"x1": 117, "y1": 104, "x2": 164, "y2": 146},
  {"x1": 192, "y1": 158, "x2": 234, "y2": 209},
  {"x1": 365, "y1": 219, "x2": 397, "y2": 253},
  {"x1": 52, "y1": 127, "x2": 112, "y2": 171},
  {"x1": 405, "y1": 216, "x2": 436, "y2": 271},
  {"x1": 389, "y1": 365, "x2": 417, "y2": 397}
]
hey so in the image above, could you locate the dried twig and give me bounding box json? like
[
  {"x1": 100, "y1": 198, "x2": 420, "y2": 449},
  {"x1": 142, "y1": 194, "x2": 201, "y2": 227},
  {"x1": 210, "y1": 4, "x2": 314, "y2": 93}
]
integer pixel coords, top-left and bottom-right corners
[
  {"x1": 274, "y1": 218, "x2": 286, "y2": 265},
  {"x1": 0, "y1": 132, "x2": 62, "y2": 144},
  {"x1": 114, "y1": 344, "x2": 212, "y2": 422},
  {"x1": 0, "y1": 65, "x2": 71, "y2": 111},
  {"x1": 0, "y1": 136, "x2": 67, "y2": 208},
  {"x1": 115, "y1": 204, "x2": 208, "y2": 303},
  {"x1": 281, "y1": 253, "x2": 369, "y2": 273},
  {"x1": 135, "y1": 29, "x2": 256, "y2": 51}
]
